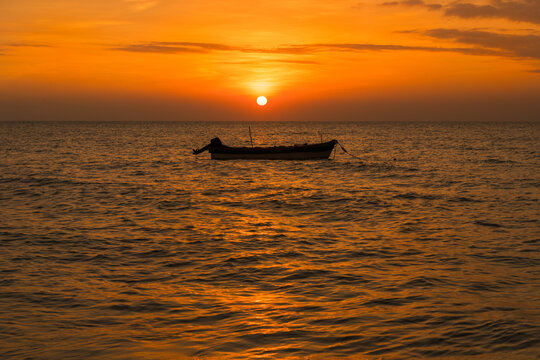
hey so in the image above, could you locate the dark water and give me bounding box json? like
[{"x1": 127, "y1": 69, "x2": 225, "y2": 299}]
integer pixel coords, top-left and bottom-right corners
[{"x1": 0, "y1": 121, "x2": 539, "y2": 359}]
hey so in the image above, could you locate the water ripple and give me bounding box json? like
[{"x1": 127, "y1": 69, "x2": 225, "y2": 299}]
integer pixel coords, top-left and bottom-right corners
[{"x1": 0, "y1": 121, "x2": 538, "y2": 359}]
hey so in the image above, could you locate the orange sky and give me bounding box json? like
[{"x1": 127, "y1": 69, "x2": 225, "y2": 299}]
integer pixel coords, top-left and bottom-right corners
[{"x1": 1, "y1": 0, "x2": 539, "y2": 121}]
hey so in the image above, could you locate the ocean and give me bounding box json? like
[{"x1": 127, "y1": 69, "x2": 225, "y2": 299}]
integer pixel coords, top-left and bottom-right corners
[{"x1": 0, "y1": 121, "x2": 538, "y2": 359}]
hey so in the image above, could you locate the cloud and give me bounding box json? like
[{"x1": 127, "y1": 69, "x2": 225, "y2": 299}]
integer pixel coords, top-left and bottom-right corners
[
  {"x1": 422, "y1": 28, "x2": 540, "y2": 59},
  {"x1": 528, "y1": 68, "x2": 540, "y2": 72},
  {"x1": 271, "y1": 59, "x2": 319, "y2": 64},
  {"x1": 112, "y1": 42, "x2": 314, "y2": 55},
  {"x1": 445, "y1": 0, "x2": 540, "y2": 24},
  {"x1": 112, "y1": 42, "x2": 238, "y2": 54},
  {"x1": 112, "y1": 44, "x2": 208, "y2": 54},
  {"x1": 382, "y1": 0, "x2": 540, "y2": 24},
  {"x1": 124, "y1": 0, "x2": 157, "y2": 12},
  {"x1": 220, "y1": 59, "x2": 319, "y2": 65},
  {"x1": 156, "y1": 42, "x2": 237, "y2": 51},
  {"x1": 112, "y1": 40, "x2": 510, "y2": 59},
  {"x1": 0, "y1": 43, "x2": 52, "y2": 55},
  {"x1": 382, "y1": 0, "x2": 442, "y2": 10},
  {"x1": 6, "y1": 43, "x2": 51, "y2": 48},
  {"x1": 242, "y1": 46, "x2": 314, "y2": 54},
  {"x1": 116, "y1": 41, "x2": 307, "y2": 55},
  {"x1": 311, "y1": 43, "x2": 501, "y2": 56}
]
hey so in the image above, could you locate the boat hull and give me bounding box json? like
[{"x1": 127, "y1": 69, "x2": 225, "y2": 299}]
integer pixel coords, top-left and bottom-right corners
[
  {"x1": 209, "y1": 140, "x2": 337, "y2": 160},
  {"x1": 211, "y1": 149, "x2": 334, "y2": 160}
]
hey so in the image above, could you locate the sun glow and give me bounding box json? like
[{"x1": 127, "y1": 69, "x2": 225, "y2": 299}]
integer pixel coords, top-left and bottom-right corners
[{"x1": 257, "y1": 96, "x2": 268, "y2": 106}]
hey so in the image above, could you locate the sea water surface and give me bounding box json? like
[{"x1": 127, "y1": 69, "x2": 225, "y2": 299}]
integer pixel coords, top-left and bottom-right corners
[{"x1": 0, "y1": 121, "x2": 539, "y2": 359}]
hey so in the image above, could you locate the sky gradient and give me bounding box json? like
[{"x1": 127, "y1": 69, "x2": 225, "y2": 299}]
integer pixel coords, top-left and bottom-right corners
[{"x1": 1, "y1": 0, "x2": 539, "y2": 121}]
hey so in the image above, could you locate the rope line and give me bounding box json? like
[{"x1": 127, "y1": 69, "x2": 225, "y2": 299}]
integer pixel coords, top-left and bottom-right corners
[{"x1": 337, "y1": 141, "x2": 363, "y2": 160}]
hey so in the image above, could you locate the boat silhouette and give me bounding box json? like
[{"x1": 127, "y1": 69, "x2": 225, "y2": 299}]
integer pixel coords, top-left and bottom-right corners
[{"x1": 193, "y1": 137, "x2": 338, "y2": 160}]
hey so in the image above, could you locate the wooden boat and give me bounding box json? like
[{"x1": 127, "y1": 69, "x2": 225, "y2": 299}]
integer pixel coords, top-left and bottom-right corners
[{"x1": 193, "y1": 137, "x2": 338, "y2": 160}]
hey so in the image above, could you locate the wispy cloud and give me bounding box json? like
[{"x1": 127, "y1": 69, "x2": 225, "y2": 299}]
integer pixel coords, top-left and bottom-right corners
[
  {"x1": 156, "y1": 42, "x2": 237, "y2": 51},
  {"x1": 6, "y1": 43, "x2": 51, "y2": 48},
  {"x1": 382, "y1": 0, "x2": 441, "y2": 10},
  {"x1": 311, "y1": 43, "x2": 501, "y2": 56},
  {"x1": 382, "y1": 0, "x2": 540, "y2": 25},
  {"x1": 420, "y1": 28, "x2": 540, "y2": 59},
  {"x1": 111, "y1": 42, "x2": 313, "y2": 55},
  {"x1": 111, "y1": 40, "x2": 509, "y2": 59},
  {"x1": 124, "y1": 0, "x2": 157, "y2": 12},
  {"x1": 528, "y1": 68, "x2": 540, "y2": 72},
  {"x1": 113, "y1": 44, "x2": 214, "y2": 54},
  {"x1": 242, "y1": 46, "x2": 314, "y2": 55},
  {"x1": 0, "y1": 43, "x2": 52, "y2": 55},
  {"x1": 271, "y1": 59, "x2": 319, "y2": 64},
  {"x1": 220, "y1": 59, "x2": 319, "y2": 66}
]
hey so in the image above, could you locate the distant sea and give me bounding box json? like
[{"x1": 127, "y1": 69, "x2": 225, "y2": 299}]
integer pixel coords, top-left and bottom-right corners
[{"x1": 0, "y1": 121, "x2": 539, "y2": 359}]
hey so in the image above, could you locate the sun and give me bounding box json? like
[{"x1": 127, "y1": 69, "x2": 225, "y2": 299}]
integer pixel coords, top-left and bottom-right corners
[{"x1": 256, "y1": 96, "x2": 267, "y2": 106}]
